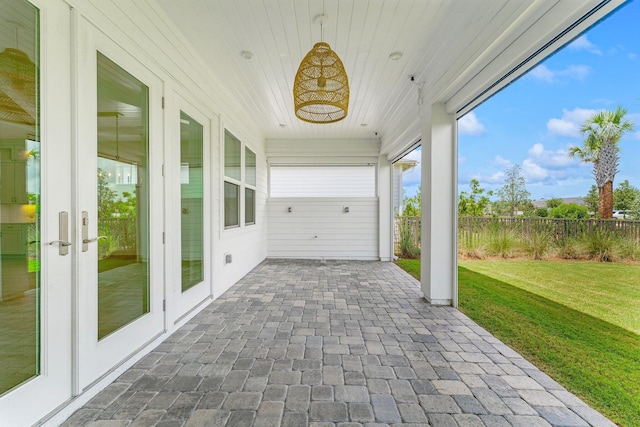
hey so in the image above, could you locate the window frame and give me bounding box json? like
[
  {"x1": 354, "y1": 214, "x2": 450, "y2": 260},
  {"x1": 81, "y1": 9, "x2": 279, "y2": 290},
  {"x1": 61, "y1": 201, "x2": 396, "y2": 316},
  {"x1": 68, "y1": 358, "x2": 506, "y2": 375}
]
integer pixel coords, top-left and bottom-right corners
[{"x1": 223, "y1": 129, "x2": 257, "y2": 229}]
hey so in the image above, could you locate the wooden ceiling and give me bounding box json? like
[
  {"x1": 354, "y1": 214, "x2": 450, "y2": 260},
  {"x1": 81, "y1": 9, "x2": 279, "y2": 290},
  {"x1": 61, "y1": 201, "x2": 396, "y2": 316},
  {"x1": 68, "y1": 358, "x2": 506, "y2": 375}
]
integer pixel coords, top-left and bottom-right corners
[{"x1": 132, "y1": 1, "x2": 623, "y2": 156}]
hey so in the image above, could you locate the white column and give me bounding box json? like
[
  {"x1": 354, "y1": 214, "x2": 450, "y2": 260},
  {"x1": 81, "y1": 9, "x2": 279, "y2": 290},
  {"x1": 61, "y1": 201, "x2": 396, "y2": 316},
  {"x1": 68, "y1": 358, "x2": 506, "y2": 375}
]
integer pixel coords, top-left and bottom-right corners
[
  {"x1": 378, "y1": 155, "x2": 393, "y2": 261},
  {"x1": 420, "y1": 103, "x2": 458, "y2": 306}
]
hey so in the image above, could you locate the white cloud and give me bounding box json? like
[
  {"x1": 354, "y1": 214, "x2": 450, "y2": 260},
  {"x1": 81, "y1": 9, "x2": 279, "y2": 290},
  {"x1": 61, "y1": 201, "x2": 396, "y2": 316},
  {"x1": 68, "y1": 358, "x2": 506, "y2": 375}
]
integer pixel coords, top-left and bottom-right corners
[
  {"x1": 493, "y1": 155, "x2": 511, "y2": 168},
  {"x1": 559, "y1": 65, "x2": 590, "y2": 81},
  {"x1": 547, "y1": 107, "x2": 597, "y2": 138},
  {"x1": 568, "y1": 35, "x2": 602, "y2": 55},
  {"x1": 528, "y1": 64, "x2": 590, "y2": 83},
  {"x1": 402, "y1": 147, "x2": 421, "y2": 162},
  {"x1": 518, "y1": 143, "x2": 582, "y2": 186},
  {"x1": 529, "y1": 65, "x2": 555, "y2": 82},
  {"x1": 629, "y1": 53, "x2": 638, "y2": 60},
  {"x1": 470, "y1": 171, "x2": 505, "y2": 185},
  {"x1": 527, "y1": 143, "x2": 574, "y2": 168},
  {"x1": 458, "y1": 111, "x2": 486, "y2": 136},
  {"x1": 522, "y1": 158, "x2": 549, "y2": 182},
  {"x1": 627, "y1": 112, "x2": 640, "y2": 127}
]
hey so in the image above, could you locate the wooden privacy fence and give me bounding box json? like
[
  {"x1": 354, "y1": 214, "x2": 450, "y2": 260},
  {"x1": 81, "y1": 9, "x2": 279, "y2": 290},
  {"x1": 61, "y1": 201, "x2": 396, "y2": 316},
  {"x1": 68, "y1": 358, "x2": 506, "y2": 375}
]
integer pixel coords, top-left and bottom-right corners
[{"x1": 394, "y1": 216, "x2": 640, "y2": 248}]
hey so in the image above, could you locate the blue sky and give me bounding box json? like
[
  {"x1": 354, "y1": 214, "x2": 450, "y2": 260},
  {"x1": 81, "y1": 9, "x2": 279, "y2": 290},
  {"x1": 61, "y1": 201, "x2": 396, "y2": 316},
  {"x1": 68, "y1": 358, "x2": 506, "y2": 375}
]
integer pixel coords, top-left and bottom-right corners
[{"x1": 402, "y1": 0, "x2": 640, "y2": 202}]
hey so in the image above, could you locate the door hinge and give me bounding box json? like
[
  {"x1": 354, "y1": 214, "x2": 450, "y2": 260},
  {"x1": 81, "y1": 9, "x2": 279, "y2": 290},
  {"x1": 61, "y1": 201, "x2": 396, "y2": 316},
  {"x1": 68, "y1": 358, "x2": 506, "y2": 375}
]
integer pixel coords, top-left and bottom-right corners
[
  {"x1": 162, "y1": 232, "x2": 165, "y2": 244},
  {"x1": 161, "y1": 96, "x2": 165, "y2": 109},
  {"x1": 163, "y1": 299, "x2": 166, "y2": 312},
  {"x1": 162, "y1": 164, "x2": 165, "y2": 177}
]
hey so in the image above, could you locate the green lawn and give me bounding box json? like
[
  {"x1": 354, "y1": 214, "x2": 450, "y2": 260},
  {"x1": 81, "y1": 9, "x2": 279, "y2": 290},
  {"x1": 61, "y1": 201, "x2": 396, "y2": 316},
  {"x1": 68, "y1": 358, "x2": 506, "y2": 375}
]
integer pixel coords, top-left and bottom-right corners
[
  {"x1": 395, "y1": 259, "x2": 640, "y2": 427},
  {"x1": 460, "y1": 260, "x2": 640, "y2": 335}
]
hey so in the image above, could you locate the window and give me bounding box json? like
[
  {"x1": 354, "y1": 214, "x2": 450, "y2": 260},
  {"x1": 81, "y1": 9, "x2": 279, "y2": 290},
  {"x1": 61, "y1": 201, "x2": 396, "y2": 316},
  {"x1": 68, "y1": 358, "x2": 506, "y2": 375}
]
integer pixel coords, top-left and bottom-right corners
[
  {"x1": 270, "y1": 165, "x2": 376, "y2": 197},
  {"x1": 246, "y1": 147, "x2": 256, "y2": 186},
  {"x1": 245, "y1": 188, "x2": 255, "y2": 225},
  {"x1": 224, "y1": 131, "x2": 241, "y2": 180},
  {"x1": 245, "y1": 147, "x2": 256, "y2": 225},
  {"x1": 224, "y1": 181, "x2": 239, "y2": 228},
  {"x1": 223, "y1": 131, "x2": 256, "y2": 228}
]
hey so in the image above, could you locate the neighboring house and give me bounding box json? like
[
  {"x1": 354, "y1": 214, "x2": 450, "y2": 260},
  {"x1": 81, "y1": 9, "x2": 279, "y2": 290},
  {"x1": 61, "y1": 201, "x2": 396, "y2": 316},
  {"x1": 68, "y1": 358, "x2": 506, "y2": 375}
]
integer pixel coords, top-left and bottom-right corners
[
  {"x1": 393, "y1": 158, "x2": 419, "y2": 215},
  {"x1": 532, "y1": 197, "x2": 586, "y2": 209},
  {"x1": 0, "y1": 0, "x2": 625, "y2": 424}
]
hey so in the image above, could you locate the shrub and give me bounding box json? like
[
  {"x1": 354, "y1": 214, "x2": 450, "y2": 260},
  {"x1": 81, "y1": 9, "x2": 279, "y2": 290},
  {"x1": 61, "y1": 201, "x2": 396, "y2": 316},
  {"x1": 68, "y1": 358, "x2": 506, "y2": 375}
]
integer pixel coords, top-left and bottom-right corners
[
  {"x1": 522, "y1": 230, "x2": 552, "y2": 260},
  {"x1": 458, "y1": 232, "x2": 486, "y2": 259},
  {"x1": 549, "y1": 203, "x2": 589, "y2": 219},
  {"x1": 581, "y1": 228, "x2": 619, "y2": 262},
  {"x1": 535, "y1": 208, "x2": 548, "y2": 217},
  {"x1": 553, "y1": 236, "x2": 581, "y2": 260},
  {"x1": 397, "y1": 218, "x2": 420, "y2": 259},
  {"x1": 487, "y1": 228, "x2": 517, "y2": 258},
  {"x1": 619, "y1": 238, "x2": 640, "y2": 261}
]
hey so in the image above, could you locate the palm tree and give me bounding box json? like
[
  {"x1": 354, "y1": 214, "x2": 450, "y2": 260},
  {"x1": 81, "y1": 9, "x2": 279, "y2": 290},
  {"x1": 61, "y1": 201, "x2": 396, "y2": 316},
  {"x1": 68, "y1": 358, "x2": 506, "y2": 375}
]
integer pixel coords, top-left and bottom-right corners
[{"x1": 569, "y1": 107, "x2": 634, "y2": 219}]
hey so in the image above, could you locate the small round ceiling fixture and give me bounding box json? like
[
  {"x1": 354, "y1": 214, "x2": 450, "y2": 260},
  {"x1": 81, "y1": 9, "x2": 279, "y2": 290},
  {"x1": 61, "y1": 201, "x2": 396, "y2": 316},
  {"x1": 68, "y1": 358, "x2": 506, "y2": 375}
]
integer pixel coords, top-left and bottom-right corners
[
  {"x1": 389, "y1": 51, "x2": 403, "y2": 60},
  {"x1": 241, "y1": 51, "x2": 254, "y2": 60}
]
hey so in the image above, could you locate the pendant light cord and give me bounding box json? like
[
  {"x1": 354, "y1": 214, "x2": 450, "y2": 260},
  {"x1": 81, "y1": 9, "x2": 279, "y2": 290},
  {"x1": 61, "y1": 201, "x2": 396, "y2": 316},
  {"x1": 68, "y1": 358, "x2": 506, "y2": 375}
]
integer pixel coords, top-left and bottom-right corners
[{"x1": 321, "y1": 0, "x2": 325, "y2": 42}]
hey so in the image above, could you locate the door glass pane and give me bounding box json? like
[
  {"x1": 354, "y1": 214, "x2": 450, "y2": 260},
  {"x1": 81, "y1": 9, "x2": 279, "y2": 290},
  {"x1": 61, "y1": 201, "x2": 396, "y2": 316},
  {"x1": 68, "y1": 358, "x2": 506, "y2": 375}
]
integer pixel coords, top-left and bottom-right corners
[
  {"x1": 0, "y1": 0, "x2": 40, "y2": 395},
  {"x1": 180, "y1": 111, "x2": 203, "y2": 292},
  {"x1": 97, "y1": 53, "x2": 149, "y2": 339}
]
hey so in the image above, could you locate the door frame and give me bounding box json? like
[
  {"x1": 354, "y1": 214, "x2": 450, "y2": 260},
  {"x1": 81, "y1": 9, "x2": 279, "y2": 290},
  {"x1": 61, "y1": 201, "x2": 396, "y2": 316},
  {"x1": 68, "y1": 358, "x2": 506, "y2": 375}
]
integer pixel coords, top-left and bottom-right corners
[
  {"x1": 0, "y1": 0, "x2": 73, "y2": 425},
  {"x1": 164, "y1": 92, "x2": 214, "y2": 324},
  {"x1": 73, "y1": 14, "x2": 165, "y2": 392}
]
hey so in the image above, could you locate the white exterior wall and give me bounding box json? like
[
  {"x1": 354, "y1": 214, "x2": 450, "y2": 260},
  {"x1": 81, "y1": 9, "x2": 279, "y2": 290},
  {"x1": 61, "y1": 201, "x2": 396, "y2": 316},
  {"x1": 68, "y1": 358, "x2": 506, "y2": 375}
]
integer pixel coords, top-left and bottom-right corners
[
  {"x1": 66, "y1": 1, "x2": 269, "y2": 301},
  {"x1": 393, "y1": 165, "x2": 404, "y2": 215},
  {"x1": 266, "y1": 139, "x2": 384, "y2": 260},
  {"x1": 0, "y1": 1, "x2": 269, "y2": 424},
  {"x1": 268, "y1": 198, "x2": 379, "y2": 260}
]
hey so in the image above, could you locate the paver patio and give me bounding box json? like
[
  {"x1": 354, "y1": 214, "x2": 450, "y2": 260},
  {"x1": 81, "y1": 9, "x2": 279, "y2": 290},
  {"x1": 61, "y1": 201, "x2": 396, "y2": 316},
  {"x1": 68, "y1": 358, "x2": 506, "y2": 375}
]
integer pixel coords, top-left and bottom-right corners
[{"x1": 62, "y1": 260, "x2": 615, "y2": 426}]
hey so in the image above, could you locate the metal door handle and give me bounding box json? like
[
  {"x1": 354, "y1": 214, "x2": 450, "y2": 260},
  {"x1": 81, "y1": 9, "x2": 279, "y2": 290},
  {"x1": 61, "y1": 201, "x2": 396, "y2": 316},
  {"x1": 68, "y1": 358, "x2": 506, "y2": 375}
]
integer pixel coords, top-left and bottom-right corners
[
  {"x1": 55, "y1": 212, "x2": 70, "y2": 255},
  {"x1": 49, "y1": 240, "x2": 72, "y2": 247},
  {"x1": 83, "y1": 236, "x2": 107, "y2": 244}
]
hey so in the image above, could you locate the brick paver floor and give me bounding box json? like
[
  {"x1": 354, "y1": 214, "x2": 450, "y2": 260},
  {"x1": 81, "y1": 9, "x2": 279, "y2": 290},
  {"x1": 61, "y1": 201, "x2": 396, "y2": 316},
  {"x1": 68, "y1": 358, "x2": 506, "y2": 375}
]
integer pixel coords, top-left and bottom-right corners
[{"x1": 62, "y1": 260, "x2": 615, "y2": 426}]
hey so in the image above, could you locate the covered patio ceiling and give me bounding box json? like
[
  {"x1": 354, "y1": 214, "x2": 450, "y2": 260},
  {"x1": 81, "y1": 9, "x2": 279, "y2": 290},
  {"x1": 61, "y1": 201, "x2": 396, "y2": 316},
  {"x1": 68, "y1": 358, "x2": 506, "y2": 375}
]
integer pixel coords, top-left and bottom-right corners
[{"x1": 151, "y1": 0, "x2": 624, "y2": 159}]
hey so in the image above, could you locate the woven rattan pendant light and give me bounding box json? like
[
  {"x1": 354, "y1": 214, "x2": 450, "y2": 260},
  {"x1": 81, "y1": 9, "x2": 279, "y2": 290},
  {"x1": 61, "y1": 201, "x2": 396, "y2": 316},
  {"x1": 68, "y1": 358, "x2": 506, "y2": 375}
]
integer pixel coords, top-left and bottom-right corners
[
  {"x1": 293, "y1": 14, "x2": 349, "y2": 124},
  {"x1": 0, "y1": 26, "x2": 36, "y2": 127}
]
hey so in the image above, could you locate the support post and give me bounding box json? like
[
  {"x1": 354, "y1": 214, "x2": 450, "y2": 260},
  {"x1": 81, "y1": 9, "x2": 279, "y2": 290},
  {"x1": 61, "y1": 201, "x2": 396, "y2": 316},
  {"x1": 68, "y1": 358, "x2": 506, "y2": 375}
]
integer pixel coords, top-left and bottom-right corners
[
  {"x1": 420, "y1": 103, "x2": 458, "y2": 306},
  {"x1": 378, "y1": 155, "x2": 393, "y2": 261}
]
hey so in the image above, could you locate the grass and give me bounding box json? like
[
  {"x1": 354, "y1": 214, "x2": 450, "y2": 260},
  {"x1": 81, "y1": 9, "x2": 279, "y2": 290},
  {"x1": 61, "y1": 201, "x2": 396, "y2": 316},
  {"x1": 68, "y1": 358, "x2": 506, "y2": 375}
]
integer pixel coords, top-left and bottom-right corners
[
  {"x1": 394, "y1": 258, "x2": 640, "y2": 427},
  {"x1": 459, "y1": 260, "x2": 640, "y2": 335}
]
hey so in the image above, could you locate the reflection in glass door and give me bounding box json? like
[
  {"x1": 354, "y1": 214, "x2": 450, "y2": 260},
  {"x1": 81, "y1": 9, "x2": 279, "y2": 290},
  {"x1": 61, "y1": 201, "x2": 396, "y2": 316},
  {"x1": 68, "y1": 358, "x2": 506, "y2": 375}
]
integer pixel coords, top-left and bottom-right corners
[
  {"x1": 180, "y1": 111, "x2": 203, "y2": 292},
  {"x1": 0, "y1": 0, "x2": 40, "y2": 395},
  {"x1": 96, "y1": 52, "x2": 149, "y2": 339}
]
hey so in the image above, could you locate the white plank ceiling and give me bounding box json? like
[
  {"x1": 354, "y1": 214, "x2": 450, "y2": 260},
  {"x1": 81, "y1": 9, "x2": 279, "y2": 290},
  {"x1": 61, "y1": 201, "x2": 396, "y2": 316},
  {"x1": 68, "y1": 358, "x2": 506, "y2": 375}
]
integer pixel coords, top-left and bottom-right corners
[{"x1": 151, "y1": 0, "x2": 622, "y2": 157}]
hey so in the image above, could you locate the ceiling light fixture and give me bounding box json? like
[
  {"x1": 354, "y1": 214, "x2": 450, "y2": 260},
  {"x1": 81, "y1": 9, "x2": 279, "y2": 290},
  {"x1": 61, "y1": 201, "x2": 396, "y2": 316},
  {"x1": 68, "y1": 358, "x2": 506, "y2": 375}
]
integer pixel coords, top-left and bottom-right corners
[
  {"x1": 293, "y1": 14, "x2": 349, "y2": 124},
  {"x1": 0, "y1": 23, "x2": 36, "y2": 126},
  {"x1": 389, "y1": 51, "x2": 403, "y2": 60},
  {"x1": 241, "y1": 51, "x2": 254, "y2": 60}
]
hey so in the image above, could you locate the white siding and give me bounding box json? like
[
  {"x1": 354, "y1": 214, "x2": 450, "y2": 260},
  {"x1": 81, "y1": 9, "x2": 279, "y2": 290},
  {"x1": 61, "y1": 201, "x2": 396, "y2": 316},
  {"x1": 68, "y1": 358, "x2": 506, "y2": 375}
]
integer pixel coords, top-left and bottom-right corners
[
  {"x1": 266, "y1": 138, "x2": 383, "y2": 260},
  {"x1": 267, "y1": 138, "x2": 380, "y2": 165},
  {"x1": 268, "y1": 198, "x2": 379, "y2": 260},
  {"x1": 393, "y1": 165, "x2": 403, "y2": 215},
  {"x1": 270, "y1": 166, "x2": 375, "y2": 198}
]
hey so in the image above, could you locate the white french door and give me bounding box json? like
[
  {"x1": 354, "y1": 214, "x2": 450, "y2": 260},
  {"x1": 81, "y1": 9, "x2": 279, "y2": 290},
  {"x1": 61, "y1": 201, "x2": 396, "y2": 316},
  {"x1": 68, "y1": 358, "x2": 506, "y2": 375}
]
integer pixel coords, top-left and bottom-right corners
[
  {"x1": 0, "y1": 0, "x2": 73, "y2": 424},
  {"x1": 166, "y1": 95, "x2": 212, "y2": 321},
  {"x1": 75, "y1": 17, "x2": 165, "y2": 390}
]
